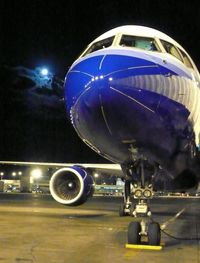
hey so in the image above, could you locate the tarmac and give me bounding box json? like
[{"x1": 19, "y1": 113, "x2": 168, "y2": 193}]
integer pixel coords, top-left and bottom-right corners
[{"x1": 0, "y1": 193, "x2": 199, "y2": 263}]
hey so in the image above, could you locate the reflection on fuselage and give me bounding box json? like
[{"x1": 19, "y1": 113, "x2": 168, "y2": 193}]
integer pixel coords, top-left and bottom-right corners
[{"x1": 65, "y1": 25, "x2": 200, "y2": 175}]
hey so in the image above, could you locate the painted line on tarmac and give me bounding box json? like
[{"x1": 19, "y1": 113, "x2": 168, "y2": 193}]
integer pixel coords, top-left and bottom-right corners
[{"x1": 125, "y1": 244, "x2": 163, "y2": 250}]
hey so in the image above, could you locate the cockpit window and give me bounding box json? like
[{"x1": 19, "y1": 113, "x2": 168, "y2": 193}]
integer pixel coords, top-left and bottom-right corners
[
  {"x1": 81, "y1": 36, "x2": 115, "y2": 57},
  {"x1": 119, "y1": 35, "x2": 160, "y2": 51},
  {"x1": 178, "y1": 48, "x2": 194, "y2": 69},
  {"x1": 160, "y1": 39, "x2": 183, "y2": 62}
]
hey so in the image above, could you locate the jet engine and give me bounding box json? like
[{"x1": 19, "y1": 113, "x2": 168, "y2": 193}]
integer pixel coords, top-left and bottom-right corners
[{"x1": 49, "y1": 166, "x2": 94, "y2": 206}]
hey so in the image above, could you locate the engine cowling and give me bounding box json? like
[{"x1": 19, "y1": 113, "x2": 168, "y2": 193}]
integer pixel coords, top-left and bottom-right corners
[{"x1": 49, "y1": 166, "x2": 94, "y2": 206}]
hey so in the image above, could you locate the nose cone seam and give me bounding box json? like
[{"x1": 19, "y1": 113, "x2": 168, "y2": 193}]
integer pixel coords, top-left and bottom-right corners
[
  {"x1": 68, "y1": 70, "x2": 94, "y2": 78},
  {"x1": 99, "y1": 92, "x2": 113, "y2": 136},
  {"x1": 99, "y1": 55, "x2": 107, "y2": 70}
]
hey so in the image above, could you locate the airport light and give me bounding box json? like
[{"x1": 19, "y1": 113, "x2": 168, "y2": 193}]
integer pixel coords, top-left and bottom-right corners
[
  {"x1": 94, "y1": 173, "x2": 99, "y2": 178},
  {"x1": 12, "y1": 172, "x2": 16, "y2": 177},
  {"x1": 0, "y1": 172, "x2": 4, "y2": 180},
  {"x1": 31, "y1": 168, "x2": 42, "y2": 179},
  {"x1": 18, "y1": 171, "x2": 22, "y2": 176}
]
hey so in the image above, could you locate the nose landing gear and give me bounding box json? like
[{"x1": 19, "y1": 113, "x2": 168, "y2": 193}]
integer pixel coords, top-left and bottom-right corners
[
  {"x1": 128, "y1": 198, "x2": 161, "y2": 246},
  {"x1": 120, "y1": 160, "x2": 161, "y2": 246}
]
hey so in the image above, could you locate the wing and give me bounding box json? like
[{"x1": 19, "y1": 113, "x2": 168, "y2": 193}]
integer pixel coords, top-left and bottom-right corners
[
  {"x1": 0, "y1": 161, "x2": 122, "y2": 176},
  {"x1": 0, "y1": 160, "x2": 123, "y2": 206}
]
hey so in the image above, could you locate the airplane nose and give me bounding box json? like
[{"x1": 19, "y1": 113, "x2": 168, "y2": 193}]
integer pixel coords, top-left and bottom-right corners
[
  {"x1": 64, "y1": 66, "x2": 111, "y2": 128},
  {"x1": 64, "y1": 53, "x2": 177, "y2": 163},
  {"x1": 65, "y1": 55, "x2": 159, "y2": 124},
  {"x1": 64, "y1": 55, "x2": 107, "y2": 112},
  {"x1": 64, "y1": 53, "x2": 162, "y2": 115},
  {"x1": 64, "y1": 69, "x2": 93, "y2": 112}
]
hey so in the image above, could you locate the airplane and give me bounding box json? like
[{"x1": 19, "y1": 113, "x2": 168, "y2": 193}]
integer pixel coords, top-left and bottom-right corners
[{"x1": 1, "y1": 25, "x2": 200, "y2": 246}]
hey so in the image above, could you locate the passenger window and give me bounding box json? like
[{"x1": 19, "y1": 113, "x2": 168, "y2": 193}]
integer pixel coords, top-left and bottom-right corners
[
  {"x1": 120, "y1": 35, "x2": 160, "y2": 51},
  {"x1": 81, "y1": 36, "x2": 115, "y2": 57},
  {"x1": 178, "y1": 48, "x2": 194, "y2": 68},
  {"x1": 160, "y1": 40, "x2": 183, "y2": 62}
]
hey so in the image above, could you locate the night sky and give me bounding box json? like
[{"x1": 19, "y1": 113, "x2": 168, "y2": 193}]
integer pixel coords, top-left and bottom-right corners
[{"x1": 1, "y1": 0, "x2": 200, "y2": 163}]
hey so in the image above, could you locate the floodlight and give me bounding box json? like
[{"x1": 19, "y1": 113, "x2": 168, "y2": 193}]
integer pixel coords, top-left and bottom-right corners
[{"x1": 31, "y1": 168, "x2": 42, "y2": 179}]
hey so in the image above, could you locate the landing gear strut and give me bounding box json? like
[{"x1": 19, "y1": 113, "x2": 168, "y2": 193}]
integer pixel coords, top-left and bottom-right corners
[
  {"x1": 121, "y1": 159, "x2": 161, "y2": 246},
  {"x1": 119, "y1": 181, "x2": 131, "y2": 216}
]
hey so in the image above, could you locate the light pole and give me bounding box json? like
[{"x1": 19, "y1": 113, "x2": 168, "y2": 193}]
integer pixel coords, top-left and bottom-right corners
[
  {"x1": 12, "y1": 172, "x2": 16, "y2": 177},
  {"x1": 0, "y1": 172, "x2": 4, "y2": 180},
  {"x1": 30, "y1": 169, "x2": 42, "y2": 191}
]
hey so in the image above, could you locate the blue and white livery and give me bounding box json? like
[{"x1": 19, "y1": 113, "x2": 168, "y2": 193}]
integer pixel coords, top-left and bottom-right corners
[
  {"x1": 65, "y1": 25, "x2": 200, "y2": 177},
  {"x1": 63, "y1": 25, "x2": 200, "y2": 245},
  {"x1": 1, "y1": 25, "x2": 200, "y2": 245}
]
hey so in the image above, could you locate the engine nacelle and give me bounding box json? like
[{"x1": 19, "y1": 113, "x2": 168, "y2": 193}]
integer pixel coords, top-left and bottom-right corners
[{"x1": 49, "y1": 166, "x2": 94, "y2": 206}]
